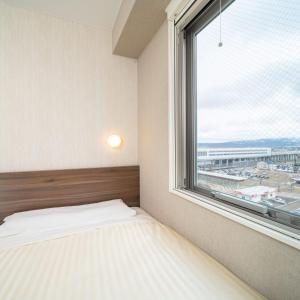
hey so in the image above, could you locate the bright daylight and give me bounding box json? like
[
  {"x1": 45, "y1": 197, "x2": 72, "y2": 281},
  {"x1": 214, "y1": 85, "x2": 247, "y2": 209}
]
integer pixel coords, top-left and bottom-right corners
[{"x1": 196, "y1": 0, "x2": 300, "y2": 219}]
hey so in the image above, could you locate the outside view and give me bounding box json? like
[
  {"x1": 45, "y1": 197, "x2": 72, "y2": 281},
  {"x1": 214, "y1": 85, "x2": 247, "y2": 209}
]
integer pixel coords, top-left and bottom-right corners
[{"x1": 196, "y1": 0, "x2": 300, "y2": 221}]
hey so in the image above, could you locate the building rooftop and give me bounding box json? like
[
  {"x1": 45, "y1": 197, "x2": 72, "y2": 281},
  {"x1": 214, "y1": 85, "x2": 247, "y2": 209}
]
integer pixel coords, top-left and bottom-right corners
[
  {"x1": 198, "y1": 170, "x2": 246, "y2": 181},
  {"x1": 235, "y1": 186, "x2": 276, "y2": 196}
]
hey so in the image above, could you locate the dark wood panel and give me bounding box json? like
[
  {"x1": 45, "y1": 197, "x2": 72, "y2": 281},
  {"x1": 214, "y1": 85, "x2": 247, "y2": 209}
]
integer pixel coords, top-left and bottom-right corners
[{"x1": 0, "y1": 166, "x2": 139, "y2": 222}]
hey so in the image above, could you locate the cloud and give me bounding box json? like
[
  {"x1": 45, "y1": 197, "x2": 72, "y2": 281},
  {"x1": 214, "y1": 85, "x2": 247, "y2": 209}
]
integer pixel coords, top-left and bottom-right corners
[
  {"x1": 198, "y1": 84, "x2": 300, "y2": 141},
  {"x1": 195, "y1": 0, "x2": 300, "y2": 142},
  {"x1": 198, "y1": 61, "x2": 300, "y2": 108}
]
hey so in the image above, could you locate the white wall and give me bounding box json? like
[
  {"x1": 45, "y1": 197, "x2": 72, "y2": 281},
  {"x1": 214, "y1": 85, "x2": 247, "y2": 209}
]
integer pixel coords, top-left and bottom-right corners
[
  {"x1": 0, "y1": 2, "x2": 137, "y2": 172},
  {"x1": 138, "y1": 21, "x2": 300, "y2": 300}
]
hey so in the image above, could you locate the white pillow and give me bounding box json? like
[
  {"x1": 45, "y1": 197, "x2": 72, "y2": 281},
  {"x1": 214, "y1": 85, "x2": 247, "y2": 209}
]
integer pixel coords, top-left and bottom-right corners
[
  {"x1": 0, "y1": 227, "x2": 21, "y2": 238},
  {"x1": 4, "y1": 199, "x2": 124, "y2": 223},
  {"x1": 3, "y1": 199, "x2": 136, "y2": 232}
]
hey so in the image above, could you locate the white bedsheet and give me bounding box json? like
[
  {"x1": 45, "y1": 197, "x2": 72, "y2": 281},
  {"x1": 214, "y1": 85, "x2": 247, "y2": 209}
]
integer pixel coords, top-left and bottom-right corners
[{"x1": 0, "y1": 208, "x2": 266, "y2": 300}]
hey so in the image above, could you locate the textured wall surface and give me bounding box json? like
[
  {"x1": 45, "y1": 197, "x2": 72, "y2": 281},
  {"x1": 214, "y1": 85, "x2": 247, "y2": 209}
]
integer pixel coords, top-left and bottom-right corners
[
  {"x1": 138, "y1": 20, "x2": 300, "y2": 300},
  {"x1": 0, "y1": 2, "x2": 137, "y2": 172}
]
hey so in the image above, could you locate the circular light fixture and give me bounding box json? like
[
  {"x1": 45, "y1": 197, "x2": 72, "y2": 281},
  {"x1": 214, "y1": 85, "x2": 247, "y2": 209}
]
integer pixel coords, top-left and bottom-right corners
[{"x1": 107, "y1": 134, "x2": 122, "y2": 148}]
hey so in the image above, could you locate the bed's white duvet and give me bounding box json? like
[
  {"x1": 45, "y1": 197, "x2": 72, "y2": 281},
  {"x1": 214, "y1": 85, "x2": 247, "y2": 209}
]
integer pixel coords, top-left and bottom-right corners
[{"x1": 0, "y1": 209, "x2": 265, "y2": 300}]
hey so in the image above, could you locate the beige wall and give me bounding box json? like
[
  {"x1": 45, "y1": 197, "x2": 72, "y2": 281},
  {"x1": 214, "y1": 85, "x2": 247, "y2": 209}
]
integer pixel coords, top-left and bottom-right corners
[
  {"x1": 138, "y1": 21, "x2": 300, "y2": 300},
  {"x1": 0, "y1": 2, "x2": 137, "y2": 172}
]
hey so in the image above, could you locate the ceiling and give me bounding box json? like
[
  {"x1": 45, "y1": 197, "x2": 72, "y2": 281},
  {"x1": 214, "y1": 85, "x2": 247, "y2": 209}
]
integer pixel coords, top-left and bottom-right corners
[
  {"x1": 113, "y1": 0, "x2": 170, "y2": 58},
  {"x1": 3, "y1": 0, "x2": 123, "y2": 30}
]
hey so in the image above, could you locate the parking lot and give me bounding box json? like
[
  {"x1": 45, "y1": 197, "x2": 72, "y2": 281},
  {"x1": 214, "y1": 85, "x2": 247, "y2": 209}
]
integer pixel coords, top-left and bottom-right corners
[{"x1": 198, "y1": 164, "x2": 300, "y2": 214}]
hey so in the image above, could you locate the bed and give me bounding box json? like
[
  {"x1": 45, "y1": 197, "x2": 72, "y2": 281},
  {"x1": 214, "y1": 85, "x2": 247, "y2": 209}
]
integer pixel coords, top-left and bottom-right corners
[{"x1": 0, "y1": 167, "x2": 265, "y2": 300}]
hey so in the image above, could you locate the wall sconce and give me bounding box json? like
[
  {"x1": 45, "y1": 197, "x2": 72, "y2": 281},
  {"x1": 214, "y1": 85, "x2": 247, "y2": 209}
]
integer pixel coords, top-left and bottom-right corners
[{"x1": 107, "y1": 134, "x2": 122, "y2": 148}]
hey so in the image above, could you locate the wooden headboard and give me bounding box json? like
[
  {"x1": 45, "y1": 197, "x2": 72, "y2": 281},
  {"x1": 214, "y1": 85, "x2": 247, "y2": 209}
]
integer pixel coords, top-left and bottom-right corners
[{"x1": 0, "y1": 166, "x2": 139, "y2": 222}]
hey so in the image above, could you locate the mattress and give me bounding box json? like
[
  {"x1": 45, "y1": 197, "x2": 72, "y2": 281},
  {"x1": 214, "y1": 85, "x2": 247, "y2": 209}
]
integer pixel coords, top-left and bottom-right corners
[{"x1": 0, "y1": 209, "x2": 265, "y2": 300}]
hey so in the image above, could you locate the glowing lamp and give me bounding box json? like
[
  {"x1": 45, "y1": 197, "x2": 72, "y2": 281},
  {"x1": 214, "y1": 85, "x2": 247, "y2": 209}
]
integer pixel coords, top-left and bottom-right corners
[{"x1": 107, "y1": 135, "x2": 122, "y2": 148}]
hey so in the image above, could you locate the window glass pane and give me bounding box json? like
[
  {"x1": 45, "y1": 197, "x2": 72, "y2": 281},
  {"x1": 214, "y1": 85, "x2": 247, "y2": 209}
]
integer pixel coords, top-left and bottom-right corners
[{"x1": 196, "y1": 0, "x2": 300, "y2": 222}]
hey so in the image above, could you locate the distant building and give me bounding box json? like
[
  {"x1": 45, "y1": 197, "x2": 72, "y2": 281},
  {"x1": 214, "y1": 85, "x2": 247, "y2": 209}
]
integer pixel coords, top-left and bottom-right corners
[
  {"x1": 198, "y1": 148, "x2": 272, "y2": 169},
  {"x1": 198, "y1": 147, "x2": 300, "y2": 170},
  {"x1": 234, "y1": 186, "x2": 277, "y2": 203},
  {"x1": 197, "y1": 170, "x2": 246, "y2": 190}
]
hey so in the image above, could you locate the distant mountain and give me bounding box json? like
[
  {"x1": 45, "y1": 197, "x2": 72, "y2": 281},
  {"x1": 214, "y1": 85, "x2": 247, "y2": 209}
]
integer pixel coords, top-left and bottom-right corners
[{"x1": 198, "y1": 138, "x2": 300, "y2": 148}]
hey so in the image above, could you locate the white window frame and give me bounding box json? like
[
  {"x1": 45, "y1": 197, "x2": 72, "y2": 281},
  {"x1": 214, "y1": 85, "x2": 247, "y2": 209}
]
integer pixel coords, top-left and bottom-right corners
[{"x1": 166, "y1": 0, "x2": 300, "y2": 250}]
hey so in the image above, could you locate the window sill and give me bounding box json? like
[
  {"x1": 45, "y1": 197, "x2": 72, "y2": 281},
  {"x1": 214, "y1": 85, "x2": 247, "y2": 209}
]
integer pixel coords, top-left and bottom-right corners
[{"x1": 169, "y1": 187, "x2": 300, "y2": 250}]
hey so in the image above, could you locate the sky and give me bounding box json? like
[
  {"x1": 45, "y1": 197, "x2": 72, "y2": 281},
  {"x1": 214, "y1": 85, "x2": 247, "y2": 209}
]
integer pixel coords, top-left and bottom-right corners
[{"x1": 196, "y1": 0, "x2": 300, "y2": 143}]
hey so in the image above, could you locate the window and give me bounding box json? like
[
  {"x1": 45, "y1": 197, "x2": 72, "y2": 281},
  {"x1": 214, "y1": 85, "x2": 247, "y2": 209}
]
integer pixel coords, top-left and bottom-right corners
[{"x1": 174, "y1": 0, "x2": 300, "y2": 231}]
